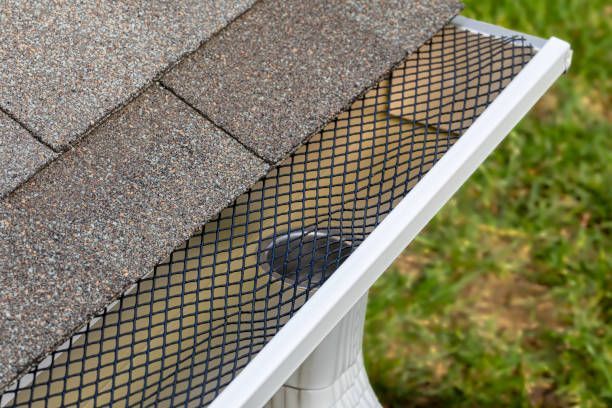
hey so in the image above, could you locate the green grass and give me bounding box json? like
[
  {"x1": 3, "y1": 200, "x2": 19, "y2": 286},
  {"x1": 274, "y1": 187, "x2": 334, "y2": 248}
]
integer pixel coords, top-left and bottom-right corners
[{"x1": 363, "y1": 1, "x2": 611, "y2": 406}]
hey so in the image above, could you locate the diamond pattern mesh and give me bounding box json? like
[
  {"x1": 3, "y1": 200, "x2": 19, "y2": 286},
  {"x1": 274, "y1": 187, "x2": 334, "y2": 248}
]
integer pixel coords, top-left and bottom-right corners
[{"x1": 1, "y1": 25, "x2": 533, "y2": 407}]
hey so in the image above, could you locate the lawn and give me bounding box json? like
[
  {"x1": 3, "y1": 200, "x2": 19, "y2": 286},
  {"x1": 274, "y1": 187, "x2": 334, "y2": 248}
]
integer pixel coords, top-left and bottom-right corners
[{"x1": 363, "y1": 1, "x2": 611, "y2": 406}]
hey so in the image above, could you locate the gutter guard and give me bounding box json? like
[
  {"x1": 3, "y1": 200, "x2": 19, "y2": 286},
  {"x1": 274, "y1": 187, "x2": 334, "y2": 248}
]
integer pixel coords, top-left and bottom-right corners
[
  {"x1": 1, "y1": 17, "x2": 571, "y2": 408},
  {"x1": 212, "y1": 18, "x2": 572, "y2": 408}
]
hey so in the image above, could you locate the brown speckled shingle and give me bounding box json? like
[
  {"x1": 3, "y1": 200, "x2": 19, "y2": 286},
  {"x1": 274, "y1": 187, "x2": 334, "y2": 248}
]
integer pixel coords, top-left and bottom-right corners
[
  {"x1": 162, "y1": 0, "x2": 463, "y2": 162},
  {"x1": 0, "y1": 0, "x2": 256, "y2": 150},
  {"x1": 0, "y1": 0, "x2": 466, "y2": 394},
  {"x1": 0, "y1": 111, "x2": 55, "y2": 197},
  {"x1": 0, "y1": 85, "x2": 269, "y2": 391}
]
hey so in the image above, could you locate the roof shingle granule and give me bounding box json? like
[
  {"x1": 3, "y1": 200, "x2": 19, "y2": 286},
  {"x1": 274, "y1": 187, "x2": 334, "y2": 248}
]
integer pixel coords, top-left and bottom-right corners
[
  {"x1": 0, "y1": 112, "x2": 55, "y2": 197},
  {"x1": 0, "y1": 85, "x2": 268, "y2": 391},
  {"x1": 163, "y1": 0, "x2": 463, "y2": 163}
]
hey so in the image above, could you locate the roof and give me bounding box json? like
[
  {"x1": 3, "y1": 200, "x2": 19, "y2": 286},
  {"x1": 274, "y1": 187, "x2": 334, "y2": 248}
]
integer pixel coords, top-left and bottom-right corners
[{"x1": 0, "y1": 0, "x2": 462, "y2": 392}]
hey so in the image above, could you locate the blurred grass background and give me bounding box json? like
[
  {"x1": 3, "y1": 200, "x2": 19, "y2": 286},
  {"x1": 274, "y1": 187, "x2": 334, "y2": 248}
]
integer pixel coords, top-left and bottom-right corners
[{"x1": 363, "y1": 0, "x2": 611, "y2": 406}]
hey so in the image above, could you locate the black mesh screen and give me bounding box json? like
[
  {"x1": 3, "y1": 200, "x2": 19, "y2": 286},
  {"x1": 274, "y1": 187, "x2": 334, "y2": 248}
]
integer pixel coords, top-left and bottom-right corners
[{"x1": 1, "y1": 26, "x2": 533, "y2": 407}]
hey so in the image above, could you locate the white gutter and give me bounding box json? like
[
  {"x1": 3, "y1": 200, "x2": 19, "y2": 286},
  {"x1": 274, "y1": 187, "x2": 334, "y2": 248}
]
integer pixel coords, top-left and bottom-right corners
[
  {"x1": 452, "y1": 16, "x2": 549, "y2": 50},
  {"x1": 211, "y1": 20, "x2": 572, "y2": 408}
]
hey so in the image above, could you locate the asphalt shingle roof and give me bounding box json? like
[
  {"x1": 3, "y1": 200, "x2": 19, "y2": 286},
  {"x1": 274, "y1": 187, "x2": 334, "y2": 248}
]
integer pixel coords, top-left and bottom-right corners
[
  {"x1": 163, "y1": 0, "x2": 462, "y2": 162},
  {"x1": 0, "y1": 85, "x2": 269, "y2": 389},
  {"x1": 0, "y1": 0, "x2": 462, "y2": 392},
  {"x1": 0, "y1": 0, "x2": 256, "y2": 150}
]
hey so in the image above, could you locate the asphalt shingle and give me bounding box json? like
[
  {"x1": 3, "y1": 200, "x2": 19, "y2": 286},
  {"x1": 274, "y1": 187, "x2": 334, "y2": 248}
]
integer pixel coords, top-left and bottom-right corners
[
  {"x1": 162, "y1": 0, "x2": 463, "y2": 162},
  {"x1": 0, "y1": 111, "x2": 55, "y2": 197},
  {"x1": 0, "y1": 85, "x2": 269, "y2": 391},
  {"x1": 0, "y1": 0, "x2": 468, "y2": 394},
  {"x1": 0, "y1": 0, "x2": 256, "y2": 150}
]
